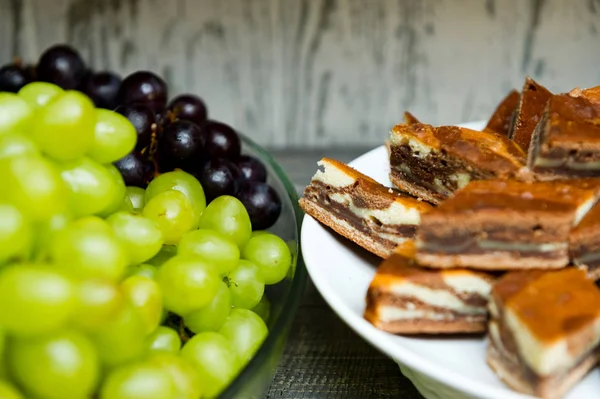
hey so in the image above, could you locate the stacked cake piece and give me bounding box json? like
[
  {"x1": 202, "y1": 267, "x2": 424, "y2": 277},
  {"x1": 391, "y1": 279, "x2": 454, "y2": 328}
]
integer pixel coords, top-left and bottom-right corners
[{"x1": 300, "y1": 77, "x2": 600, "y2": 399}]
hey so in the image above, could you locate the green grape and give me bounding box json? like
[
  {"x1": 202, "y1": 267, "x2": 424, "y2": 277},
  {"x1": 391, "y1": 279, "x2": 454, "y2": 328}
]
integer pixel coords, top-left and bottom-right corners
[
  {"x1": 142, "y1": 190, "x2": 196, "y2": 245},
  {"x1": 72, "y1": 279, "x2": 124, "y2": 330},
  {"x1": 198, "y1": 196, "x2": 252, "y2": 248},
  {"x1": 17, "y1": 81, "x2": 63, "y2": 110},
  {"x1": 0, "y1": 264, "x2": 75, "y2": 335},
  {"x1": 228, "y1": 260, "x2": 264, "y2": 309},
  {"x1": 219, "y1": 308, "x2": 268, "y2": 365},
  {"x1": 97, "y1": 164, "x2": 128, "y2": 217},
  {"x1": 8, "y1": 330, "x2": 99, "y2": 399},
  {"x1": 50, "y1": 216, "x2": 128, "y2": 281},
  {"x1": 108, "y1": 211, "x2": 164, "y2": 265},
  {"x1": 0, "y1": 204, "x2": 31, "y2": 262},
  {"x1": 88, "y1": 109, "x2": 137, "y2": 164},
  {"x1": 241, "y1": 233, "x2": 292, "y2": 285},
  {"x1": 184, "y1": 280, "x2": 231, "y2": 333},
  {"x1": 100, "y1": 362, "x2": 175, "y2": 399},
  {"x1": 145, "y1": 170, "x2": 206, "y2": 228},
  {"x1": 126, "y1": 186, "x2": 146, "y2": 213},
  {"x1": 126, "y1": 263, "x2": 159, "y2": 279},
  {"x1": 178, "y1": 229, "x2": 240, "y2": 275},
  {"x1": 180, "y1": 332, "x2": 240, "y2": 398},
  {"x1": 30, "y1": 211, "x2": 71, "y2": 262},
  {"x1": 0, "y1": 92, "x2": 32, "y2": 135},
  {"x1": 156, "y1": 255, "x2": 221, "y2": 316},
  {"x1": 122, "y1": 275, "x2": 163, "y2": 335},
  {"x1": 90, "y1": 302, "x2": 146, "y2": 368},
  {"x1": 31, "y1": 90, "x2": 95, "y2": 160},
  {"x1": 146, "y1": 352, "x2": 203, "y2": 399},
  {"x1": 145, "y1": 326, "x2": 181, "y2": 354},
  {"x1": 146, "y1": 245, "x2": 177, "y2": 267},
  {"x1": 0, "y1": 133, "x2": 38, "y2": 160},
  {"x1": 251, "y1": 294, "x2": 271, "y2": 324},
  {"x1": 0, "y1": 380, "x2": 23, "y2": 399},
  {"x1": 0, "y1": 154, "x2": 66, "y2": 221},
  {"x1": 58, "y1": 156, "x2": 120, "y2": 217}
]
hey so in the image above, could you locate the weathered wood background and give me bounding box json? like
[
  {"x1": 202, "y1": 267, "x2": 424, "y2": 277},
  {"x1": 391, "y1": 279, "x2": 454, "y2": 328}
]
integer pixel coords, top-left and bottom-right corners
[{"x1": 1, "y1": 0, "x2": 599, "y2": 149}]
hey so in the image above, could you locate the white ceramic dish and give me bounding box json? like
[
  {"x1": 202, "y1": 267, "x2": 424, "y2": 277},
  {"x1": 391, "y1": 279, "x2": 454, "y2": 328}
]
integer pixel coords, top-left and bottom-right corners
[{"x1": 300, "y1": 121, "x2": 600, "y2": 399}]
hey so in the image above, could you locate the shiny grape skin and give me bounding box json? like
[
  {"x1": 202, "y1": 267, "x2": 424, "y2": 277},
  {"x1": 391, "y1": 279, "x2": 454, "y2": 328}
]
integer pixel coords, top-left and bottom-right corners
[
  {"x1": 235, "y1": 155, "x2": 267, "y2": 183},
  {"x1": 194, "y1": 159, "x2": 241, "y2": 202},
  {"x1": 80, "y1": 71, "x2": 122, "y2": 110},
  {"x1": 203, "y1": 121, "x2": 241, "y2": 160},
  {"x1": 113, "y1": 152, "x2": 156, "y2": 188},
  {"x1": 116, "y1": 104, "x2": 155, "y2": 151},
  {"x1": 0, "y1": 63, "x2": 31, "y2": 92},
  {"x1": 117, "y1": 71, "x2": 168, "y2": 113},
  {"x1": 158, "y1": 120, "x2": 206, "y2": 168},
  {"x1": 167, "y1": 94, "x2": 208, "y2": 126},
  {"x1": 236, "y1": 182, "x2": 282, "y2": 230},
  {"x1": 36, "y1": 45, "x2": 87, "y2": 89}
]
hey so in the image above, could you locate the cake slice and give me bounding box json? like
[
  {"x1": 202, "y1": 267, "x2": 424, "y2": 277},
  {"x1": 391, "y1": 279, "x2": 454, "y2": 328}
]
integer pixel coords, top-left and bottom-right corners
[
  {"x1": 364, "y1": 240, "x2": 495, "y2": 334},
  {"x1": 528, "y1": 94, "x2": 600, "y2": 178},
  {"x1": 388, "y1": 123, "x2": 526, "y2": 204},
  {"x1": 510, "y1": 77, "x2": 553, "y2": 153},
  {"x1": 415, "y1": 178, "x2": 600, "y2": 269},
  {"x1": 487, "y1": 268, "x2": 600, "y2": 399},
  {"x1": 299, "y1": 158, "x2": 433, "y2": 258},
  {"x1": 483, "y1": 89, "x2": 520, "y2": 137},
  {"x1": 570, "y1": 201, "x2": 600, "y2": 280}
]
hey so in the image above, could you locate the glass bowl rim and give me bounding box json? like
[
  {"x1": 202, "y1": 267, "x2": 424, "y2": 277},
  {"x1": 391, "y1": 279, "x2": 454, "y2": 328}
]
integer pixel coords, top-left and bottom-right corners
[{"x1": 218, "y1": 133, "x2": 308, "y2": 398}]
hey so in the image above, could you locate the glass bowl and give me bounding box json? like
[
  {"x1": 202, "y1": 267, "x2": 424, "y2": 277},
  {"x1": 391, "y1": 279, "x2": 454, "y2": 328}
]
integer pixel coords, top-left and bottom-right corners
[{"x1": 218, "y1": 133, "x2": 307, "y2": 398}]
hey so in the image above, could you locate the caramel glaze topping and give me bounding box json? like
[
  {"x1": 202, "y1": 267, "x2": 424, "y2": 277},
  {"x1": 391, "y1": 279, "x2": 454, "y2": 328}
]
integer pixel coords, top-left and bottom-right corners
[
  {"x1": 390, "y1": 123, "x2": 526, "y2": 176},
  {"x1": 511, "y1": 77, "x2": 553, "y2": 152},
  {"x1": 571, "y1": 200, "x2": 600, "y2": 236},
  {"x1": 484, "y1": 89, "x2": 520, "y2": 137},
  {"x1": 543, "y1": 94, "x2": 600, "y2": 146},
  {"x1": 403, "y1": 111, "x2": 421, "y2": 125},
  {"x1": 318, "y1": 158, "x2": 433, "y2": 213},
  {"x1": 569, "y1": 85, "x2": 600, "y2": 105},
  {"x1": 492, "y1": 268, "x2": 600, "y2": 343},
  {"x1": 422, "y1": 179, "x2": 600, "y2": 216}
]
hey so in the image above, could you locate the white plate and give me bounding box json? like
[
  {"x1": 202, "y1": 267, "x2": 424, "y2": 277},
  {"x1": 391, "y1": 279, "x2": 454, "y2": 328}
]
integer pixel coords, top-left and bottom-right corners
[{"x1": 300, "y1": 121, "x2": 600, "y2": 399}]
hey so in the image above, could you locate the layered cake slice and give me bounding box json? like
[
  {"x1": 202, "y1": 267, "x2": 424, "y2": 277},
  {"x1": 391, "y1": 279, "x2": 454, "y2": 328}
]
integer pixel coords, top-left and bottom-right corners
[
  {"x1": 364, "y1": 240, "x2": 496, "y2": 334},
  {"x1": 528, "y1": 94, "x2": 600, "y2": 178},
  {"x1": 299, "y1": 158, "x2": 433, "y2": 258},
  {"x1": 483, "y1": 89, "x2": 520, "y2": 137},
  {"x1": 487, "y1": 269, "x2": 600, "y2": 399},
  {"x1": 569, "y1": 201, "x2": 600, "y2": 280},
  {"x1": 388, "y1": 123, "x2": 526, "y2": 204},
  {"x1": 510, "y1": 77, "x2": 553, "y2": 152},
  {"x1": 415, "y1": 179, "x2": 600, "y2": 269}
]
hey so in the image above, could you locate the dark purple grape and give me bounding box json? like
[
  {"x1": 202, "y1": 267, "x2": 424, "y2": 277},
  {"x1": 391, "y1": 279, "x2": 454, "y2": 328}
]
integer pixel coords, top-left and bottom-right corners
[
  {"x1": 117, "y1": 71, "x2": 167, "y2": 113},
  {"x1": 236, "y1": 182, "x2": 282, "y2": 230},
  {"x1": 195, "y1": 158, "x2": 241, "y2": 202},
  {"x1": 116, "y1": 103, "x2": 155, "y2": 151},
  {"x1": 158, "y1": 120, "x2": 206, "y2": 167},
  {"x1": 113, "y1": 152, "x2": 155, "y2": 188},
  {"x1": 80, "y1": 71, "x2": 122, "y2": 109},
  {"x1": 203, "y1": 121, "x2": 241, "y2": 160},
  {"x1": 36, "y1": 45, "x2": 87, "y2": 89},
  {"x1": 167, "y1": 94, "x2": 208, "y2": 126},
  {"x1": 0, "y1": 63, "x2": 31, "y2": 92},
  {"x1": 236, "y1": 155, "x2": 267, "y2": 183}
]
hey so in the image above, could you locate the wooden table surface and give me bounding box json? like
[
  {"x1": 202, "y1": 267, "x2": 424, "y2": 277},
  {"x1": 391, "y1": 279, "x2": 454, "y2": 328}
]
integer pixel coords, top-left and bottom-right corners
[{"x1": 265, "y1": 149, "x2": 425, "y2": 399}]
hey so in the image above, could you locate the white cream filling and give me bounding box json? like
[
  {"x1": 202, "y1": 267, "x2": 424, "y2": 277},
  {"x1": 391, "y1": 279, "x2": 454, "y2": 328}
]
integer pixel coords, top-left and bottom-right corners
[
  {"x1": 443, "y1": 275, "x2": 492, "y2": 297},
  {"x1": 389, "y1": 133, "x2": 434, "y2": 158},
  {"x1": 389, "y1": 283, "x2": 486, "y2": 314},
  {"x1": 328, "y1": 192, "x2": 420, "y2": 225},
  {"x1": 534, "y1": 156, "x2": 600, "y2": 170},
  {"x1": 312, "y1": 160, "x2": 356, "y2": 188},
  {"x1": 379, "y1": 307, "x2": 484, "y2": 322}
]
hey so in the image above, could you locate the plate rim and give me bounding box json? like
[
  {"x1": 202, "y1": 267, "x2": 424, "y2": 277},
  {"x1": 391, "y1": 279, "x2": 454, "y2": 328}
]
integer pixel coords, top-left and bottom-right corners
[{"x1": 301, "y1": 120, "x2": 548, "y2": 399}]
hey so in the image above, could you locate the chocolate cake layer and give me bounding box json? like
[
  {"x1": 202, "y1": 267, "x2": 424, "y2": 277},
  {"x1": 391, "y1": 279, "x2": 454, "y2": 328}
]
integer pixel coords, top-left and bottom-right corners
[
  {"x1": 300, "y1": 158, "x2": 432, "y2": 258},
  {"x1": 529, "y1": 94, "x2": 600, "y2": 178},
  {"x1": 484, "y1": 89, "x2": 520, "y2": 137},
  {"x1": 388, "y1": 123, "x2": 525, "y2": 204},
  {"x1": 364, "y1": 241, "x2": 495, "y2": 334},
  {"x1": 510, "y1": 77, "x2": 553, "y2": 152},
  {"x1": 416, "y1": 179, "x2": 600, "y2": 269}
]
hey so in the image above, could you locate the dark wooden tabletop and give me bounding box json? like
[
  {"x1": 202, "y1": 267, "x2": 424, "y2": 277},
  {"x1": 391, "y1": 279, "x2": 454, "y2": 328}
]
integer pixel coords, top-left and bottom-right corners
[{"x1": 266, "y1": 149, "x2": 425, "y2": 399}]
